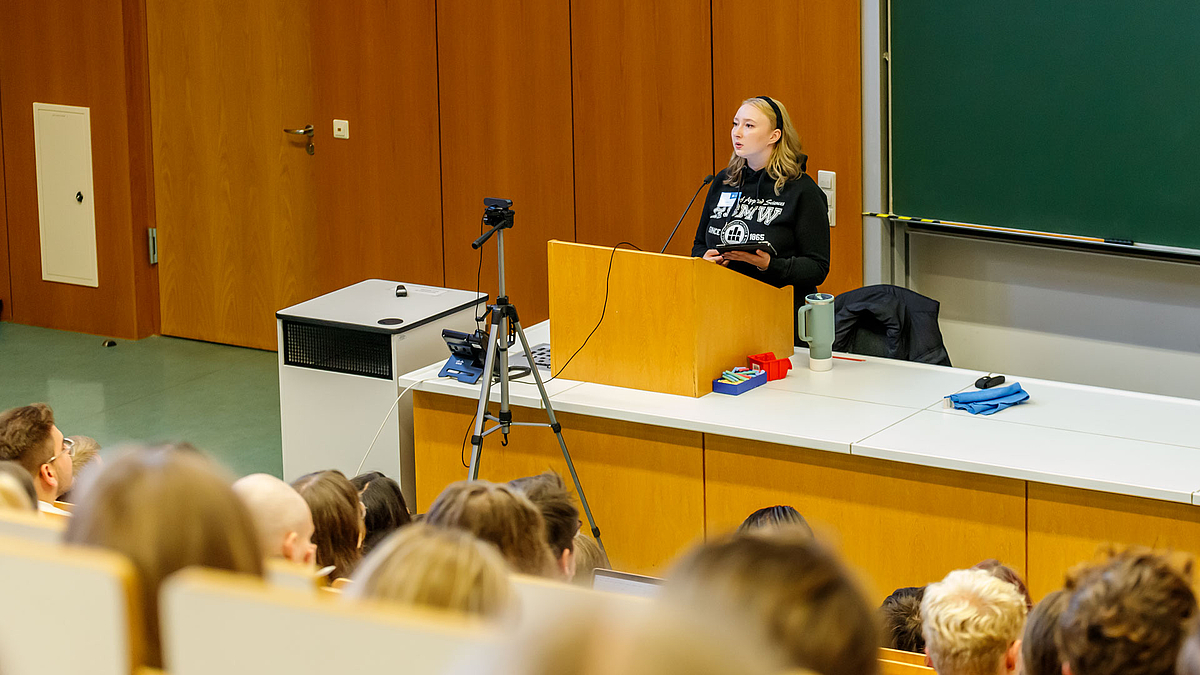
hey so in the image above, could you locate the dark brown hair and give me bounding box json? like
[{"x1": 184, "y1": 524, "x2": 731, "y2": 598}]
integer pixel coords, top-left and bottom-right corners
[
  {"x1": 0, "y1": 403, "x2": 56, "y2": 475},
  {"x1": 1022, "y1": 589, "x2": 1068, "y2": 675},
  {"x1": 665, "y1": 533, "x2": 879, "y2": 675},
  {"x1": 292, "y1": 470, "x2": 363, "y2": 579},
  {"x1": 972, "y1": 558, "x2": 1033, "y2": 610},
  {"x1": 1057, "y1": 548, "x2": 1196, "y2": 675},
  {"x1": 425, "y1": 480, "x2": 554, "y2": 576},
  {"x1": 509, "y1": 471, "x2": 580, "y2": 557},
  {"x1": 738, "y1": 505, "x2": 813, "y2": 538},
  {"x1": 350, "y1": 471, "x2": 411, "y2": 556},
  {"x1": 65, "y1": 445, "x2": 263, "y2": 668},
  {"x1": 880, "y1": 586, "x2": 925, "y2": 653}
]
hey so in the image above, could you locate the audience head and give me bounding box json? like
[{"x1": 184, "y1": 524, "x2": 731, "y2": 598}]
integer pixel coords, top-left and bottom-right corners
[
  {"x1": 466, "y1": 603, "x2": 786, "y2": 675},
  {"x1": 232, "y1": 473, "x2": 316, "y2": 565},
  {"x1": 425, "y1": 480, "x2": 554, "y2": 577},
  {"x1": 1020, "y1": 589, "x2": 1068, "y2": 675},
  {"x1": 880, "y1": 586, "x2": 925, "y2": 653},
  {"x1": 0, "y1": 403, "x2": 73, "y2": 503},
  {"x1": 1178, "y1": 618, "x2": 1200, "y2": 675},
  {"x1": 57, "y1": 435, "x2": 102, "y2": 503},
  {"x1": 347, "y1": 522, "x2": 512, "y2": 619},
  {"x1": 0, "y1": 460, "x2": 37, "y2": 511},
  {"x1": 349, "y1": 471, "x2": 411, "y2": 555},
  {"x1": 291, "y1": 470, "x2": 363, "y2": 579},
  {"x1": 921, "y1": 568, "x2": 1027, "y2": 675},
  {"x1": 64, "y1": 444, "x2": 263, "y2": 667},
  {"x1": 570, "y1": 531, "x2": 608, "y2": 587},
  {"x1": 1057, "y1": 548, "x2": 1196, "y2": 675},
  {"x1": 664, "y1": 533, "x2": 878, "y2": 675},
  {"x1": 508, "y1": 471, "x2": 581, "y2": 580},
  {"x1": 737, "y1": 504, "x2": 814, "y2": 538},
  {"x1": 972, "y1": 558, "x2": 1033, "y2": 610}
]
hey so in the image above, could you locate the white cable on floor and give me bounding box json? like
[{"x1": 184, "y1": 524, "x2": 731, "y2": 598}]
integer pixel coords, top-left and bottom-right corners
[{"x1": 355, "y1": 377, "x2": 437, "y2": 476}]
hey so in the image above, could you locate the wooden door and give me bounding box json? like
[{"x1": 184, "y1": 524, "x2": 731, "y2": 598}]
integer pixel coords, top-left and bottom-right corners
[{"x1": 148, "y1": 0, "x2": 319, "y2": 349}]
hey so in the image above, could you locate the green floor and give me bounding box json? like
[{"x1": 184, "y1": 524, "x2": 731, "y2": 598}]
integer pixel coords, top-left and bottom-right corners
[{"x1": 0, "y1": 322, "x2": 282, "y2": 478}]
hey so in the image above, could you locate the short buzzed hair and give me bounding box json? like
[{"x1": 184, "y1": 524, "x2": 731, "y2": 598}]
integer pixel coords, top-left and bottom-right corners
[
  {"x1": 1058, "y1": 549, "x2": 1196, "y2": 675},
  {"x1": 921, "y1": 568, "x2": 1027, "y2": 675},
  {"x1": 232, "y1": 473, "x2": 313, "y2": 558},
  {"x1": 0, "y1": 404, "x2": 56, "y2": 476}
]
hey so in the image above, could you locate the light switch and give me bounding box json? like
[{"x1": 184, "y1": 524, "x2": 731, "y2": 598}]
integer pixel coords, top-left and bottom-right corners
[
  {"x1": 333, "y1": 119, "x2": 349, "y2": 139},
  {"x1": 817, "y1": 170, "x2": 836, "y2": 227}
]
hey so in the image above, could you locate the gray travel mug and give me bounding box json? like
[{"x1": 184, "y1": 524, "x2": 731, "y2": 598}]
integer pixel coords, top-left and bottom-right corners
[{"x1": 797, "y1": 293, "x2": 835, "y2": 371}]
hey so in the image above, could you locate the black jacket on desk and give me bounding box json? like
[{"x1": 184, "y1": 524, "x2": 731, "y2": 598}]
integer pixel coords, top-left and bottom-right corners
[{"x1": 690, "y1": 163, "x2": 831, "y2": 329}]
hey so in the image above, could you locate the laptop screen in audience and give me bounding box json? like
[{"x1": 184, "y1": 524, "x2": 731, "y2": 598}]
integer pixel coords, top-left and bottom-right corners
[{"x1": 591, "y1": 568, "x2": 664, "y2": 598}]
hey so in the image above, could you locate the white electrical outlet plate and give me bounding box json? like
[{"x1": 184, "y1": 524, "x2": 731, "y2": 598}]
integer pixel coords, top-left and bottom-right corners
[
  {"x1": 333, "y1": 119, "x2": 349, "y2": 139},
  {"x1": 817, "y1": 170, "x2": 836, "y2": 227}
]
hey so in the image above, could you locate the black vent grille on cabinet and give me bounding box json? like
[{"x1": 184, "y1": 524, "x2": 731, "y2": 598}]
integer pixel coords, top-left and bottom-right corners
[{"x1": 282, "y1": 321, "x2": 392, "y2": 380}]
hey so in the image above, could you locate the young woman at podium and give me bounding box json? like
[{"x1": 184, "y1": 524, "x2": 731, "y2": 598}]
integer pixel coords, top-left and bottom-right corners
[{"x1": 691, "y1": 96, "x2": 830, "y2": 343}]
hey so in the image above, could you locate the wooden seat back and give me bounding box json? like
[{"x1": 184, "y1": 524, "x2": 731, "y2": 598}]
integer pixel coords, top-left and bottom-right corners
[
  {"x1": 161, "y1": 567, "x2": 498, "y2": 674},
  {"x1": 0, "y1": 534, "x2": 143, "y2": 675}
]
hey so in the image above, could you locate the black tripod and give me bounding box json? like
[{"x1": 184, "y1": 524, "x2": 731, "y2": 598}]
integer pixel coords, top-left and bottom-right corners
[{"x1": 467, "y1": 198, "x2": 607, "y2": 558}]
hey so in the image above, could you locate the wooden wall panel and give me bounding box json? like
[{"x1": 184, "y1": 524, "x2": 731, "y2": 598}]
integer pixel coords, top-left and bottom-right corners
[
  {"x1": 571, "y1": 0, "x2": 715, "y2": 257},
  {"x1": 310, "y1": 1, "x2": 443, "y2": 305},
  {"x1": 122, "y1": 0, "x2": 160, "y2": 337},
  {"x1": 436, "y1": 0, "x2": 574, "y2": 324},
  {"x1": 0, "y1": 102, "x2": 10, "y2": 321},
  {"x1": 1027, "y1": 483, "x2": 1200, "y2": 602},
  {"x1": 0, "y1": 0, "x2": 152, "y2": 338},
  {"x1": 712, "y1": 0, "x2": 862, "y2": 296}
]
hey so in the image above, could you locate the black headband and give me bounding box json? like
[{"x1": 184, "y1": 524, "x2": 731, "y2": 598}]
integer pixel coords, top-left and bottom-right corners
[{"x1": 756, "y1": 96, "x2": 783, "y2": 131}]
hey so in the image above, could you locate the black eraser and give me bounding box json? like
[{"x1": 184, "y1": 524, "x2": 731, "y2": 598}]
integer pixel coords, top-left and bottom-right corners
[
  {"x1": 975, "y1": 375, "x2": 1006, "y2": 389},
  {"x1": 395, "y1": 284, "x2": 407, "y2": 297}
]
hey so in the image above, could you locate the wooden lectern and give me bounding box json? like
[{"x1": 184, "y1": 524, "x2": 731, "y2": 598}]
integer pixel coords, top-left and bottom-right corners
[{"x1": 547, "y1": 241, "x2": 793, "y2": 397}]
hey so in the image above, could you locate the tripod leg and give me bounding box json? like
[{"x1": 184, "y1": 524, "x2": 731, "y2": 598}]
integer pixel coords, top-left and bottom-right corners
[
  {"x1": 511, "y1": 321, "x2": 609, "y2": 561},
  {"x1": 468, "y1": 317, "x2": 503, "y2": 481}
]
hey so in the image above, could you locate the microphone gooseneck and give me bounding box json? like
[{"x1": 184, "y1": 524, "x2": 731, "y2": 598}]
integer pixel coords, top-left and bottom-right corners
[{"x1": 659, "y1": 174, "x2": 715, "y2": 254}]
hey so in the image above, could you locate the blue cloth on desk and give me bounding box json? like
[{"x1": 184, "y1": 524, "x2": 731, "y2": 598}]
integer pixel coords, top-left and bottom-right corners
[{"x1": 945, "y1": 382, "x2": 1029, "y2": 415}]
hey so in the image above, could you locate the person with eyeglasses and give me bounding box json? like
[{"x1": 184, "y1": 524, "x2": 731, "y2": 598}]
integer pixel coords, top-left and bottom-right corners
[{"x1": 0, "y1": 403, "x2": 76, "y2": 515}]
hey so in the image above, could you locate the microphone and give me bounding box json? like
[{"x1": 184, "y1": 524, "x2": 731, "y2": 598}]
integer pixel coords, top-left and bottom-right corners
[{"x1": 659, "y1": 174, "x2": 715, "y2": 254}]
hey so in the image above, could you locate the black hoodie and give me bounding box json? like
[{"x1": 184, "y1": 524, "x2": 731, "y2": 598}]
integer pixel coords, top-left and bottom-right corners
[{"x1": 691, "y1": 162, "x2": 831, "y2": 332}]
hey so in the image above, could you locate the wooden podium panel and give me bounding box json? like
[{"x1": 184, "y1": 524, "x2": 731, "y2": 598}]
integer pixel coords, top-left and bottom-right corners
[
  {"x1": 412, "y1": 391, "x2": 706, "y2": 576},
  {"x1": 547, "y1": 241, "x2": 792, "y2": 397},
  {"x1": 704, "y1": 435, "x2": 1026, "y2": 603}
]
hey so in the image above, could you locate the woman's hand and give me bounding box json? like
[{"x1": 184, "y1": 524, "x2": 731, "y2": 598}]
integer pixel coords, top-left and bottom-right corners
[
  {"x1": 702, "y1": 249, "x2": 727, "y2": 266},
  {"x1": 722, "y1": 249, "x2": 771, "y2": 270}
]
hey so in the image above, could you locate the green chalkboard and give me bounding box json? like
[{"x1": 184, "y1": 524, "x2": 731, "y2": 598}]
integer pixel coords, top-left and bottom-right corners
[{"x1": 891, "y1": 1, "x2": 1200, "y2": 250}]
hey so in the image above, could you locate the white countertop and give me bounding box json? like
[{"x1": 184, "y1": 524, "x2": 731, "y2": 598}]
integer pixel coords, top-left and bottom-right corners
[{"x1": 401, "y1": 321, "x2": 1200, "y2": 505}]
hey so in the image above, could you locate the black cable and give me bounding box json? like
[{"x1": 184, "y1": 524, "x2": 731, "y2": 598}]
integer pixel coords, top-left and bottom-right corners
[
  {"x1": 543, "y1": 241, "x2": 642, "y2": 385},
  {"x1": 460, "y1": 412, "x2": 475, "y2": 469},
  {"x1": 474, "y1": 215, "x2": 487, "y2": 331}
]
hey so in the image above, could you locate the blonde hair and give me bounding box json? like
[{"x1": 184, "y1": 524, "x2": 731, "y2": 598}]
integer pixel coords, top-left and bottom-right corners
[
  {"x1": 0, "y1": 460, "x2": 36, "y2": 510},
  {"x1": 570, "y1": 531, "x2": 608, "y2": 587},
  {"x1": 425, "y1": 480, "x2": 555, "y2": 576},
  {"x1": 724, "y1": 97, "x2": 805, "y2": 195},
  {"x1": 921, "y1": 568, "x2": 1027, "y2": 675},
  {"x1": 68, "y1": 435, "x2": 101, "y2": 476},
  {"x1": 346, "y1": 522, "x2": 512, "y2": 619},
  {"x1": 64, "y1": 445, "x2": 263, "y2": 667}
]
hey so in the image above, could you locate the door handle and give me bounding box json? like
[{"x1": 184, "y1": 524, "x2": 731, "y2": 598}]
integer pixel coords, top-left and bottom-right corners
[{"x1": 283, "y1": 124, "x2": 315, "y2": 154}]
